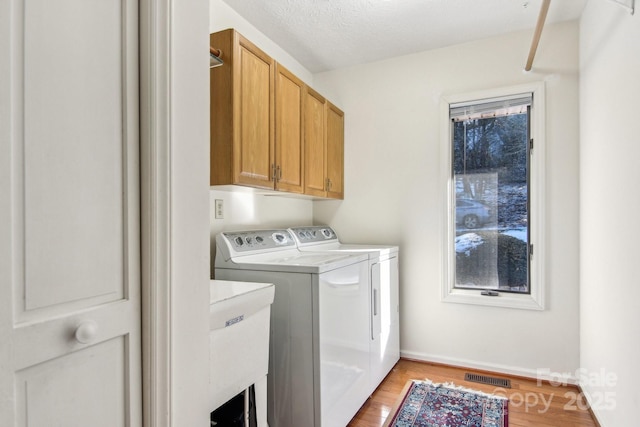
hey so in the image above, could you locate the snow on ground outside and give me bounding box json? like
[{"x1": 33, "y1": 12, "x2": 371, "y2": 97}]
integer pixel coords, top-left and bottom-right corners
[
  {"x1": 455, "y1": 228, "x2": 527, "y2": 254},
  {"x1": 500, "y1": 228, "x2": 527, "y2": 242},
  {"x1": 455, "y1": 233, "x2": 483, "y2": 255}
]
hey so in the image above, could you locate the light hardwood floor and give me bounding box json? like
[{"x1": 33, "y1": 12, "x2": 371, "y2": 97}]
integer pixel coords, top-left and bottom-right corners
[{"x1": 348, "y1": 359, "x2": 599, "y2": 427}]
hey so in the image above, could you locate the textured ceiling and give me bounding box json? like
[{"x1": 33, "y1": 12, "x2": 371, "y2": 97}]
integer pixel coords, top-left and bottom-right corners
[{"x1": 221, "y1": 0, "x2": 588, "y2": 73}]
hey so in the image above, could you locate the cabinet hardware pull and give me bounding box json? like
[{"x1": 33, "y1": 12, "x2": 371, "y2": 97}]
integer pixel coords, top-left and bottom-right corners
[
  {"x1": 276, "y1": 165, "x2": 282, "y2": 181},
  {"x1": 271, "y1": 164, "x2": 277, "y2": 182}
]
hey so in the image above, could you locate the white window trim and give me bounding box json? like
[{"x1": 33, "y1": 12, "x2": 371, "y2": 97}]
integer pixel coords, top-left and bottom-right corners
[{"x1": 440, "y1": 82, "x2": 546, "y2": 310}]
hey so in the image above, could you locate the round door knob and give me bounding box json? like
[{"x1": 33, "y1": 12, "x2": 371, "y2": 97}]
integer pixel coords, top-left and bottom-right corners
[{"x1": 74, "y1": 320, "x2": 98, "y2": 344}]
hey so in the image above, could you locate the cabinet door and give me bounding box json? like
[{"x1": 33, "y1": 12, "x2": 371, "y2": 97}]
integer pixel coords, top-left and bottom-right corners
[
  {"x1": 304, "y1": 87, "x2": 327, "y2": 197},
  {"x1": 275, "y1": 65, "x2": 304, "y2": 193},
  {"x1": 235, "y1": 35, "x2": 275, "y2": 189},
  {"x1": 326, "y1": 101, "x2": 344, "y2": 199}
]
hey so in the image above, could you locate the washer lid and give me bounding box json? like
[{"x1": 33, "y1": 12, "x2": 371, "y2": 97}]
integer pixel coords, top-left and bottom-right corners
[
  {"x1": 244, "y1": 250, "x2": 367, "y2": 272},
  {"x1": 252, "y1": 251, "x2": 357, "y2": 266},
  {"x1": 220, "y1": 249, "x2": 368, "y2": 274}
]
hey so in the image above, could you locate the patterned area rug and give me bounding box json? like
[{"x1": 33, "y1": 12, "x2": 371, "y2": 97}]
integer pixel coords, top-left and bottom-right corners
[{"x1": 383, "y1": 379, "x2": 508, "y2": 427}]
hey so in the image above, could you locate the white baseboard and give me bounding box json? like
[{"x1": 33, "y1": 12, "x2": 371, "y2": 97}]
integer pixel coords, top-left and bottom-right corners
[
  {"x1": 579, "y1": 384, "x2": 605, "y2": 427},
  {"x1": 400, "y1": 350, "x2": 579, "y2": 386}
]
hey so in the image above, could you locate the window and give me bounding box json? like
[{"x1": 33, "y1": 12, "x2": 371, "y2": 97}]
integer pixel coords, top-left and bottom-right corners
[{"x1": 441, "y1": 84, "x2": 545, "y2": 310}]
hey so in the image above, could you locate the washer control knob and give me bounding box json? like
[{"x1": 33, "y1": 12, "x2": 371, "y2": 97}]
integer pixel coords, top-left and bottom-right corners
[{"x1": 234, "y1": 236, "x2": 244, "y2": 246}]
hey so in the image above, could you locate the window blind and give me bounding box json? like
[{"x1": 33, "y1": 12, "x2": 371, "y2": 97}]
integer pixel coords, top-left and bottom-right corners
[{"x1": 450, "y1": 93, "x2": 532, "y2": 122}]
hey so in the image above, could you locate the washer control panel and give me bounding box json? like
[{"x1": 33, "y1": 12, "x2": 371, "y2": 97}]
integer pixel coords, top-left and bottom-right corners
[
  {"x1": 221, "y1": 229, "x2": 295, "y2": 253},
  {"x1": 290, "y1": 226, "x2": 338, "y2": 246}
]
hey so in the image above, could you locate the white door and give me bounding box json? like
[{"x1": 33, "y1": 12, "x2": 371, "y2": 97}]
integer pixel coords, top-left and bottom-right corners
[{"x1": 0, "y1": 0, "x2": 142, "y2": 425}]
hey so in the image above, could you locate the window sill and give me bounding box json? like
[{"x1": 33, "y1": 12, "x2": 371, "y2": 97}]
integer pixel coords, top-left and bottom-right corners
[{"x1": 442, "y1": 288, "x2": 544, "y2": 311}]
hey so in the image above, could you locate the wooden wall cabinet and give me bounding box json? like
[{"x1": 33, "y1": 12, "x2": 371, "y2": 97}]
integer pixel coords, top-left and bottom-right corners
[
  {"x1": 210, "y1": 28, "x2": 342, "y2": 199},
  {"x1": 304, "y1": 88, "x2": 344, "y2": 199},
  {"x1": 210, "y1": 29, "x2": 275, "y2": 189}
]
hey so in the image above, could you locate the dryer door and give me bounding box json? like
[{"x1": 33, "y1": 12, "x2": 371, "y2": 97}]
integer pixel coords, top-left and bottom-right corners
[
  {"x1": 370, "y1": 255, "x2": 400, "y2": 390},
  {"x1": 317, "y1": 260, "x2": 370, "y2": 427}
]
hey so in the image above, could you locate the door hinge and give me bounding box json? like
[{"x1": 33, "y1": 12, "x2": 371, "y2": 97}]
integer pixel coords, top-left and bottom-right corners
[
  {"x1": 529, "y1": 138, "x2": 534, "y2": 151},
  {"x1": 529, "y1": 243, "x2": 534, "y2": 261}
]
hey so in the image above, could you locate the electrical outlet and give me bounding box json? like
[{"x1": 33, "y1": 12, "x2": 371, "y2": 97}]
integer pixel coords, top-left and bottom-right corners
[{"x1": 215, "y1": 199, "x2": 224, "y2": 219}]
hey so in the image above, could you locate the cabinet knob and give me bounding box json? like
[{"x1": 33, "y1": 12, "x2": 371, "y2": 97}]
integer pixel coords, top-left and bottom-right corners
[{"x1": 74, "y1": 320, "x2": 98, "y2": 344}]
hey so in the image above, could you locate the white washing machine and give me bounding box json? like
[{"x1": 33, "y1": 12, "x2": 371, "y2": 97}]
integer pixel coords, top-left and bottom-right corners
[
  {"x1": 289, "y1": 226, "x2": 400, "y2": 392},
  {"x1": 214, "y1": 229, "x2": 372, "y2": 427}
]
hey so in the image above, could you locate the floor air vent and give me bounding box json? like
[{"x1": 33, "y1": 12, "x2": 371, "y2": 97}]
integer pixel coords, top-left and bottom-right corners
[{"x1": 464, "y1": 373, "x2": 511, "y2": 388}]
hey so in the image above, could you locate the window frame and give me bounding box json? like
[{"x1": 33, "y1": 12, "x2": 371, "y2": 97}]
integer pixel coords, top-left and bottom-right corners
[{"x1": 440, "y1": 82, "x2": 546, "y2": 310}]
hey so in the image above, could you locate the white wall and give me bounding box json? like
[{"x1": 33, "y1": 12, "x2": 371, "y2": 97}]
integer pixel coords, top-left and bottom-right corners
[
  {"x1": 580, "y1": 2, "x2": 640, "y2": 425},
  {"x1": 313, "y1": 22, "x2": 581, "y2": 378}
]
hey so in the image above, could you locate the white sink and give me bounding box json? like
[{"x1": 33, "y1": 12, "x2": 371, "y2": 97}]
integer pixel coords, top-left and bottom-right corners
[
  {"x1": 210, "y1": 279, "x2": 274, "y2": 329},
  {"x1": 209, "y1": 280, "x2": 274, "y2": 414}
]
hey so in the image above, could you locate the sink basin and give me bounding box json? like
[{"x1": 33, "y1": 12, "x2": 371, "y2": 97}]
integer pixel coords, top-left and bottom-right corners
[
  {"x1": 209, "y1": 279, "x2": 274, "y2": 412},
  {"x1": 210, "y1": 279, "x2": 275, "y2": 329}
]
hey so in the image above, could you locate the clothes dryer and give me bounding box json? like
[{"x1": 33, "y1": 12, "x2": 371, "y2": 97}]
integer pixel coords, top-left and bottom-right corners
[{"x1": 289, "y1": 226, "x2": 400, "y2": 391}]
